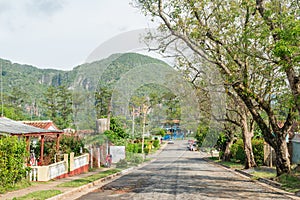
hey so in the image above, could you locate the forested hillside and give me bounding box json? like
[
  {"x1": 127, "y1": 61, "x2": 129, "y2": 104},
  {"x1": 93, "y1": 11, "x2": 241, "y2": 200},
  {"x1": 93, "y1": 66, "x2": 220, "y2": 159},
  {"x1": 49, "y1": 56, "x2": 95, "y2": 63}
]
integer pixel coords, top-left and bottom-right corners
[{"x1": 0, "y1": 53, "x2": 175, "y2": 127}]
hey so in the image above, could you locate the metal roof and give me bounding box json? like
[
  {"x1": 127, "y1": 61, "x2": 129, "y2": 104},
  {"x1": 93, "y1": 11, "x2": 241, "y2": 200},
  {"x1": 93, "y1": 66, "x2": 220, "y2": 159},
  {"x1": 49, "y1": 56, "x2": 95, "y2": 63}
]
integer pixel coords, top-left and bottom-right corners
[
  {"x1": 0, "y1": 117, "x2": 62, "y2": 135},
  {"x1": 292, "y1": 134, "x2": 300, "y2": 143}
]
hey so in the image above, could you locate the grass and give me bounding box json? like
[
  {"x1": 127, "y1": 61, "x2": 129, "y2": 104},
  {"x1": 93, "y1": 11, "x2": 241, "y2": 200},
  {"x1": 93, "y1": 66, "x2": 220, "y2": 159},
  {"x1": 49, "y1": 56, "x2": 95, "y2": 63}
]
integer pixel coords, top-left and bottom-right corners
[
  {"x1": 12, "y1": 190, "x2": 62, "y2": 200},
  {"x1": 251, "y1": 171, "x2": 276, "y2": 179},
  {"x1": 209, "y1": 158, "x2": 244, "y2": 169},
  {"x1": 211, "y1": 158, "x2": 300, "y2": 193},
  {"x1": 0, "y1": 179, "x2": 48, "y2": 194},
  {"x1": 275, "y1": 173, "x2": 300, "y2": 193},
  {"x1": 57, "y1": 169, "x2": 120, "y2": 187}
]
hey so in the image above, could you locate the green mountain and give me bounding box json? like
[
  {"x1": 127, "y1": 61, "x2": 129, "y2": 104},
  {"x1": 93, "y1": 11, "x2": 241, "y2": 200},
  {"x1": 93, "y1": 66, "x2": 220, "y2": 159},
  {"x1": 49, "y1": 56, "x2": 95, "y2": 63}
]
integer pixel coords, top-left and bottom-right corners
[{"x1": 0, "y1": 53, "x2": 171, "y2": 122}]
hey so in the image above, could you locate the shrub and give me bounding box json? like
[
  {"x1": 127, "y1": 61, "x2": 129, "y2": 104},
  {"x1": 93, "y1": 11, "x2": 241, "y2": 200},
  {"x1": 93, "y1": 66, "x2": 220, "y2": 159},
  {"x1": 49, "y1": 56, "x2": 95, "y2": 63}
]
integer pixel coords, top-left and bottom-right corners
[
  {"x1": 116, "y1": 159, "x2": 128, "y2": 168},
  {"x1": 153, "y1": 140, "x2": 160, "y2": 148},
  {"x1": 230, "y1": 139, "x2": 245, "y2": 163},
  {"x1": 126, "y1": 143, "x2": 142, "y2": 153},
  {"x1": 252, "y1": 138, "x2": 264, "y2": 166},
  {"x1": 144, "y1": 147, "x2": 150, "y2": 154},
  {"x1": 0, "y1": 136, "x2": 29, "y2": 191},
  {"x1": 230, "y1": 138, "x2": 264, "y2": 166},
  {"x1": 126, "y1": 152, "x2": 144, "y2": 165}
]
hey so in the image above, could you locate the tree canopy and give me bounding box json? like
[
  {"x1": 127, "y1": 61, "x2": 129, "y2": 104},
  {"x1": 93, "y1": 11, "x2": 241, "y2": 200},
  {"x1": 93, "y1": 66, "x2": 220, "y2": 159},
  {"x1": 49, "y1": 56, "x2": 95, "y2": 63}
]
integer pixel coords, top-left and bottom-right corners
[{"x1": 135, "y1": 0, "x2": 300, "y2": 176}]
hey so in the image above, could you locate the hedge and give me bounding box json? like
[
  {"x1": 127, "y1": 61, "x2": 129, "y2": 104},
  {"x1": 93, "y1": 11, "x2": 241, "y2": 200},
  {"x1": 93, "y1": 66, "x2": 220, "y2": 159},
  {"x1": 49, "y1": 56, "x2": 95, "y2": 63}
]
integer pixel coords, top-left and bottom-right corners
[
  {"x1": 0, "y1": 136, "x2": 29, "y2": 193},
  {"x1": 230, "y1": 138, "x2": 264, "y2": 166}
]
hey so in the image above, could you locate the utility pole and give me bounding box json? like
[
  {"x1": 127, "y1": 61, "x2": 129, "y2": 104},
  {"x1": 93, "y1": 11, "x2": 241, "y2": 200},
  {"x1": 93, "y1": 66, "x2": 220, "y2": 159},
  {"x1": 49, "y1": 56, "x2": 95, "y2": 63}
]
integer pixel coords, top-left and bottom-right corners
[
  {"x1": 132, "y1": 106, "x2": 135, "y2": 136},
  {"x1": 141, "y1": 104, "x2": 148, "y2": 154}
]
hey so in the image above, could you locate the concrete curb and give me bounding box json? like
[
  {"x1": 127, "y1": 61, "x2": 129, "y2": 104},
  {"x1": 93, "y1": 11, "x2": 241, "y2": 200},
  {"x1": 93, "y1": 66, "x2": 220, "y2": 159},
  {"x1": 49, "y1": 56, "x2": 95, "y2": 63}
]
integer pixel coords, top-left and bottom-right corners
[
  {"x1": 47, "y1": 171, "x2": 122, "y2": 200},
  {"x1": 234, "y1": 169, "x2": 282, "y2": 188}
]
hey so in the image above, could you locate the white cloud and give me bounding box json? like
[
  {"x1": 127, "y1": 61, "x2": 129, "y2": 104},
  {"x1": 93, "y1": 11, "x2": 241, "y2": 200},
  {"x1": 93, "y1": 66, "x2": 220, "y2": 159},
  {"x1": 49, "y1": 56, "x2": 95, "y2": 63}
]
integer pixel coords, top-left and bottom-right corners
[{"x1": 0, "y1": 0, "x2": 154, "y2": 70}]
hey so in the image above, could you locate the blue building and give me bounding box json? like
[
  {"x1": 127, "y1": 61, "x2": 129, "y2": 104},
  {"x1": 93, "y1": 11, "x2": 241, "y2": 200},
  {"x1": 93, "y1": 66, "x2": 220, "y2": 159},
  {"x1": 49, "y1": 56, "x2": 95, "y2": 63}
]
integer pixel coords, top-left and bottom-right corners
[{"x1": 161, "y1": 120, "x2": 183, "y2": 139}]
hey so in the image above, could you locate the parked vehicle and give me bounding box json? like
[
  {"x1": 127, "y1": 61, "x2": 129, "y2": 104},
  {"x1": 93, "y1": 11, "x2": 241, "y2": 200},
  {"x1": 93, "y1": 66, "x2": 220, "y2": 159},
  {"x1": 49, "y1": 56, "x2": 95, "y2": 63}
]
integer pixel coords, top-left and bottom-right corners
[{"x1": 168, "y1": 140, "x2": 174, "y2": 144}]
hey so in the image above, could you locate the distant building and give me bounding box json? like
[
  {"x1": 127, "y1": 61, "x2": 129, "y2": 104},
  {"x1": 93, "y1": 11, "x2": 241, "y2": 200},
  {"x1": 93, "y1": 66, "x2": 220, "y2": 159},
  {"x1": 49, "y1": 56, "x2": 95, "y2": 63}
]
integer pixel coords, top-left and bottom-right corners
[
  {"x1": 161, "y1": 119, "x2": 182, "y2": 139},
  {"x1": 96, "y1": 118, "x2": 109, "y2": 134}
]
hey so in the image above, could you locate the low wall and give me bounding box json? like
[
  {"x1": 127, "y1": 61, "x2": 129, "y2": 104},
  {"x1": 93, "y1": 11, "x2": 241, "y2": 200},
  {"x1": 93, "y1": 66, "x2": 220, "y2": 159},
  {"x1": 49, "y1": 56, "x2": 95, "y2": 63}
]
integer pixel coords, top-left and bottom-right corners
[
  {"x1": 28, "y1": 156, "x2": 68, "y2": 182},
  {"x1": 28, "y1": 153, "x2": 89, "y2": 181},
  {"x1": 69, "y1": 153, "x2": 89, "y2": 176}
]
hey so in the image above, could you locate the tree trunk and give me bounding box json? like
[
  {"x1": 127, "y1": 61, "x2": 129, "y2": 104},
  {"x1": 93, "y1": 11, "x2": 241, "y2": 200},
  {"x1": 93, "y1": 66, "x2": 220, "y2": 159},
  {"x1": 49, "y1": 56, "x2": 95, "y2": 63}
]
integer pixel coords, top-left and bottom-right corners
[
  {"x1": 233, "y1": 83, "x2": 292, "y2": 175},
  {"x1": 274, "y1": 135, "x2": 291, "y2": 176},
  {"x1": 241, "y1": 108, "x2": 256, "y2": 169},
  {"x1": 285, "y1": 68, "x2": 300, "y2": 117},
  {"x1": 243, "y1": 133, "x2": 256, "y2": 169},
  {"x1": 223, "y1": 133, "x2": 236, "y2": 161}
]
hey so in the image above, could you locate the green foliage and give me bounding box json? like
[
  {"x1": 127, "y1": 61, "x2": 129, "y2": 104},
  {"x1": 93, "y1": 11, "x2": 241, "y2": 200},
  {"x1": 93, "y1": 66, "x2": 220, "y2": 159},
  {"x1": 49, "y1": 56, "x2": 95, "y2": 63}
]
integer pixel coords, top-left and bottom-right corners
[
  {"x1": 43, "y1": 85, "x2": 73, "y2": 129},
  {"x1": 275, "y1": 173, "x2": 300, "y2": 193},
  {"x1": 57, "y1": 169, "x2": 120, "y2": 187},
  {"x1": 126, "y1": 143, "x2": 142, "y2": 153},
  {"x1": 116, "y1": 159, "x2": 128, "y2": 168},
  {"x1": 151, "y1": 128, "x2": 166, "y2": 136},
  {"x1": 215, "y1": 132, "x2": 228, "y2": 151},
  {"x1": 195, "y1": 124, "x2": 208, "y2": 146},
  {"x1": 0, "y1": 136, "x2": 29, "y2": 192},
  {"x1": 32, "y1": 141, "x2": 56, "y2": 165},
  {"x1": 125, "y1": 152, "x2": 144, "y2": 165},
  {"x1": 104, "y1": 117, "x2": 129, "y2": 145},
  {"x1": 230, "y1": 139, "x2": 245, "y2": 163},
  {"x1": 144, "y1": 147, "x2": 150, "y2": 154},
  {"x1": 230, "y1": 138, "x2": 265, "y2": 166},
  {"x1": 1, "y1": 105, "x2": 25, "y2": 120},
  {"x1": 12, "y1": 190, "x2": 62, "y2": 200},
  {"x1": 252, "y1": 138, "x2": 264, "y2": 166},
  {"x1": 94, "y1": 86, "x2": 112, "y2": 118},
  {"x1": 60, "y1": 135, "x2": 85, "y2": 156},
  {"x1": 153, "y1": 139, "x2": 160, "y2": 148},
  {"x1": 136, "y1": 0, "x2": 298, "y2": 176}
]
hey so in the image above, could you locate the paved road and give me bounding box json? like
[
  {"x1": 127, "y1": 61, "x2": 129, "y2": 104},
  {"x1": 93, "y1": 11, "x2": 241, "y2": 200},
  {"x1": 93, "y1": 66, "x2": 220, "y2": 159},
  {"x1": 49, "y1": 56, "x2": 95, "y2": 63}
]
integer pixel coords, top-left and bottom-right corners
[{"x1": 78, "y1": 140, "x2": 296, "y2": 200}]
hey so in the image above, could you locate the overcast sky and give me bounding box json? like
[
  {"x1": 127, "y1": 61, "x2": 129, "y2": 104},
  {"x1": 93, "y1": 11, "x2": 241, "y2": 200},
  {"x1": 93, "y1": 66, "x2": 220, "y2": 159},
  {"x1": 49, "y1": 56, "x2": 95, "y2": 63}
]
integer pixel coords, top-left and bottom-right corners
[{"x1": 0, "y1": 0, "x2": 154, "y2": 70}]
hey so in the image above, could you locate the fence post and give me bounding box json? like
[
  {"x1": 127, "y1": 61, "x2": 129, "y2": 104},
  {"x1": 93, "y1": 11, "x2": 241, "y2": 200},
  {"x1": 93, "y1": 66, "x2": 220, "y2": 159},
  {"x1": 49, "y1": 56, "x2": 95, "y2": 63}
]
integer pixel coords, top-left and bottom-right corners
[
  {"x1": 90, "y1": 147, "x2": 93, "y2": 169},
  {"x1": 69, "y1": 152, "x2": 74, "y2": 172},
  {"x1": 97, "y1": 147, "x2": 100, "y2": 168},
  {"x1": 64, "y1": 153, "x2": 69, "y2": 175}
]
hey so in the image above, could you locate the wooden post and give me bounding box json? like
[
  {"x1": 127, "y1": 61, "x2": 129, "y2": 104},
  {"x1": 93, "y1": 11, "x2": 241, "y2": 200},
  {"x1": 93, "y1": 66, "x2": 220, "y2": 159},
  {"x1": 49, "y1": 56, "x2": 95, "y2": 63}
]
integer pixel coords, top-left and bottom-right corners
[
  {"x1": 56, "y1": 134, "x2": 60, "y2": 161},
  {"x1": 26, "y1": 136, "x2": 30, "y2": 153},
  {"x1": 26, "y1": 136, "x2": 30, "y2": 165},
  {"x1": 40, "y1": 135, "x2": 45, "y2": 165},
  {"x1": 56, "y1": 134, "x2": 60, "y2": 152}
]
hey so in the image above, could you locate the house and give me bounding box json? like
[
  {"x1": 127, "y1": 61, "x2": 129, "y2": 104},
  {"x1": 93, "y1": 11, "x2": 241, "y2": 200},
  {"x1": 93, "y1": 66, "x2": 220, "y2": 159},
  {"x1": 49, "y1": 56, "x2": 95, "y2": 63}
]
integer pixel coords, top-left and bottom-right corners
[
  {"x1": 0, "y1": 117, "x2": 63, "y2": 165},
  {"x1": 22, "y1": 120, "x2": 59, "y2": 131},
  {"x1": 22, "y1": 120, "x2": 61, "y2": 144},
  {"x1": 161, "y1": 119, "x2": 182, "y2": 139},
  {"x1": 291, "y1": 134, "x2": 300, "y2": 164}
]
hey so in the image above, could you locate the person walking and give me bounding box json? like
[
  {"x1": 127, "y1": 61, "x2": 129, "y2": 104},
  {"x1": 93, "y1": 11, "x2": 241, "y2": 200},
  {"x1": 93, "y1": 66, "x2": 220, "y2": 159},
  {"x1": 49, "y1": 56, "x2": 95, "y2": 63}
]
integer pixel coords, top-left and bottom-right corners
[{"x1": 105, "y1": 154, "x2": 112, "y2": 167}]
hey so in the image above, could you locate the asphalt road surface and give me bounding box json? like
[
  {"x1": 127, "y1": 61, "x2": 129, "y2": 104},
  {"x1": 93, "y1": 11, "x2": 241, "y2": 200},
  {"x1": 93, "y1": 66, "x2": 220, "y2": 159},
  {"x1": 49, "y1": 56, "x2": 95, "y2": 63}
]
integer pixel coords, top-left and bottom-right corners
[{"x1": 78, "y1": 140, "x2": 296, "y2": 200}]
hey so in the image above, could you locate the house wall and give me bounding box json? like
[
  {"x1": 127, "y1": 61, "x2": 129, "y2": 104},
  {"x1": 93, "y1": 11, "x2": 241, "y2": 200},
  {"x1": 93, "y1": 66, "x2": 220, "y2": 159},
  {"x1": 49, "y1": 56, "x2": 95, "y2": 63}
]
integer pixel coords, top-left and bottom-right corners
[{"x1": 292, "y1": 141, "x2": 300, "y2": 164}]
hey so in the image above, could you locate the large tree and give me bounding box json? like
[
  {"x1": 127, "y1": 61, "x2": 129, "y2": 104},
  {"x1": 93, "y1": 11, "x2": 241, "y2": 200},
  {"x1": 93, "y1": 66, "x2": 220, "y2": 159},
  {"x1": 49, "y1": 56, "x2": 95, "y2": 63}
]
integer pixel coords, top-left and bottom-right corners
[
  {"x1": 43, "y1": 85, "x2": 73, "y2": 129},
  {"x1": 136, "y1": 0, "x2": 299, "y2": 175}
]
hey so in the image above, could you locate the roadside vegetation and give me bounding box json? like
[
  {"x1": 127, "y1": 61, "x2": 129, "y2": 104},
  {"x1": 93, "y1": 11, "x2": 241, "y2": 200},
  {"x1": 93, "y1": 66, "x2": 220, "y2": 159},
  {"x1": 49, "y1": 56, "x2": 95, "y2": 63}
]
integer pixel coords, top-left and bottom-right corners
[
  {"x1": 12, "y1": 190, "x2": 62, "y2": 200},
  {"x1": 0, "y1": 137, "x2": 30, "y2": 194},
  {"x1": 57, "y1": 169, "x2": 120, "y2": 188}
]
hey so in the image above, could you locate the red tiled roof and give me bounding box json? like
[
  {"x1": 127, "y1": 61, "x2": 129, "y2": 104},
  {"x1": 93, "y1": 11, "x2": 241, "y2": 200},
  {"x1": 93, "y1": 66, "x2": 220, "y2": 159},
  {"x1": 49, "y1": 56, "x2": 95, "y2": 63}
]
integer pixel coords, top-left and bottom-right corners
[
  {"x1": 22, "y1": 121, "x2": 59, "y2": 131},
  {"x1": 161, "y1": 119, "x2": 180, "y2": 124}
]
